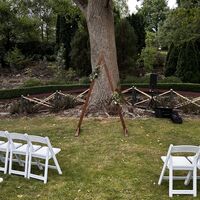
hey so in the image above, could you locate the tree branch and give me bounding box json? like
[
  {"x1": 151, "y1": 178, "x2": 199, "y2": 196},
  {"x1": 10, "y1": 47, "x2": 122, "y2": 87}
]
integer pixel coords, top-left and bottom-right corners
[{"x1": 73, "y1": 0, "x2": 88, "y2": 13}]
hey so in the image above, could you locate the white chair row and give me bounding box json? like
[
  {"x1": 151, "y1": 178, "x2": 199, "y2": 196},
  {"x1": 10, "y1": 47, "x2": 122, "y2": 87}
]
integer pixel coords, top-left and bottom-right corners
[
  {"x1": 158, "y1": 144, "x2": 200, "y2": 197},
  {"x1": 0, "y1": 131, "x2": 62, "y2": 184}
]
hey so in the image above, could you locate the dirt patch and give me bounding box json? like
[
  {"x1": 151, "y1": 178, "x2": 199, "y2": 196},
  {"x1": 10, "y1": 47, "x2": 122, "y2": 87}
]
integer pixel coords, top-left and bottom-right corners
[{"x1": 0, "y1": 61, "x2": 55, "y2": 89}]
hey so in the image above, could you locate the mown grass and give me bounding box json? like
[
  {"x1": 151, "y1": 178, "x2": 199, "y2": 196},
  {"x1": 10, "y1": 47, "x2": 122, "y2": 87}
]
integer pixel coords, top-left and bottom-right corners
[{"x1": 0, "y1": 116, "x2": 200, "y2": 200}]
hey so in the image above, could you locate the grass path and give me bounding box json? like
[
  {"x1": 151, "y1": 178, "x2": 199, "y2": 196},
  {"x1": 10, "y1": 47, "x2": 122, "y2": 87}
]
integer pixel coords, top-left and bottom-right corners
[{"x1": 0, "y1": 116, "x2": 200, "y2": 200}]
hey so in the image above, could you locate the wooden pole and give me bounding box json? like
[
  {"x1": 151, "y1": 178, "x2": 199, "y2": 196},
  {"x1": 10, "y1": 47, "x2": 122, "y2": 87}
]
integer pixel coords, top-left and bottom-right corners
[
  {"x1": 75, "y1": 52, "x2": 128, "y2": 137},
  {"x1": 103, "y1": 58, "x2": 128, "y2": 136},
  {"x1": 75, "y1": 53, "x2": 104, "y2": 137},
  {"x1": 75, "y1": 80, "x2": 95, "y2": 137}
]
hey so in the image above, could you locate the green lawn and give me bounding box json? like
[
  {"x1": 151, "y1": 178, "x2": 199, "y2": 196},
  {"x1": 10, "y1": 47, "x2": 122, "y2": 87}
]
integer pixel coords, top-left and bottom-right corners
[{"x1": 0, "y1": 116, "x2": 200, "y2": 200}]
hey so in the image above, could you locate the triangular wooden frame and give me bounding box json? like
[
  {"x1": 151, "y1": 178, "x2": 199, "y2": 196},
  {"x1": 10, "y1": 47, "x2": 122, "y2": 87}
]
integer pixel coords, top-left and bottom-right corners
[{"x1": 75, "y1": 53, "x2": 128, "y2": 137}]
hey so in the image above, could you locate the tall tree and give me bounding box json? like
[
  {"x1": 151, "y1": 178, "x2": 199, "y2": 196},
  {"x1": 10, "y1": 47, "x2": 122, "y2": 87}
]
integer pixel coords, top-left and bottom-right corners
[
  {"x1": 115, "y1": 19, "x2": 138, "y2": 75},
  {"x1": 177, "y1": 0, "x2": 200, "y2": 8},
  {"x1": 158, "y1": 8, "x2": 200, "y2": 47},
  {"x1": 127, "y1": 13, "x2": 146, "y2": 53},
  {"x1": 73, "y1": 0, "x2": 120, "y2": 110},
  {"x1": 138, "y1": 0, "x2": 169, "y2": 32}
]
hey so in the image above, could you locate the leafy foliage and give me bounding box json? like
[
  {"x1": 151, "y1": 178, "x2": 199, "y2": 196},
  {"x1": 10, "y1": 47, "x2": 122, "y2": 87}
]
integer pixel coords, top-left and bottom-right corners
[
  {"x1": 165, "y1": 43, "x2": 180, "y2": 77},
  {"x1": 70, "y1": 21, "x2": 91, "y2": 76},
  {"x1": 138, "y1": 0, "x2": 169, "y2": 32},
  {"x1": 127, "y1": 13, "x2": 146, "y2": 53},
  {"x1": 4, "y1": 47, "x2": 26, "y2": 70},
  {"x1": 158, "y1": 7, "x2": 200, "y2": 47},
  {"x1": 176, "y1": 38, "x2": 200, "y2": 83},
  {"x1": 165, "y1": 37, "x2": 200, "y2": 83},
  {"x1": 115, "y1": 19, "x2": 138, "y2": 75}
]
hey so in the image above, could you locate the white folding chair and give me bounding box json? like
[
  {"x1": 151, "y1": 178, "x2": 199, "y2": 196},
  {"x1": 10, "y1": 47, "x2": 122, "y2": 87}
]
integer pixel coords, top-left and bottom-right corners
[
  {"x1": 0, "y1": 131, "x2": 9, "y2": 174},
  {"x1": 8, "y1": 133, "x2": 29, "y2": 177},
  {"x1": 8, "y1": 132, "x2": 41, "y2": 178},
  {"x1": 158, "y1": 144, "x2": 200, "y2": 197},
  {"x1": 27, "y1": 135, "x2": 62, "y2": 184}
]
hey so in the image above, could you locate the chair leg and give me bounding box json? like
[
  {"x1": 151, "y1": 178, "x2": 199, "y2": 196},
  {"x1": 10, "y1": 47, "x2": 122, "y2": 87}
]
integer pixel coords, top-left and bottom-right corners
[
  {"x1": 193, "y1": 167, "x2": 197, "y2": 197},
  {"x1": 169, "y1": 167, "x2": 173, "y2": 197},
  {"x1": 24, "y1": 153, "x2": 29, "y2": 178},
  {"x1": 9, "y1": 150, "x2": 13, "y2": 175},
  {"x1": 4, "y1": 150, "x2": 9, "y2": 174},
  {"x1": 158, "y1": 164, "x2": 166, "y2": 185},
  {"x1": 44, "y1": 157, "x2": 49, "y2": 184},
  {"x1": 52, "y1": 155, "x2": 62, "y2": 175},
  {"x1": 27, "y1": 153, "x2": 32, "y2": 179},
  {"x1": 184, "y1": 171, "x2": 192, "y2": 185}
]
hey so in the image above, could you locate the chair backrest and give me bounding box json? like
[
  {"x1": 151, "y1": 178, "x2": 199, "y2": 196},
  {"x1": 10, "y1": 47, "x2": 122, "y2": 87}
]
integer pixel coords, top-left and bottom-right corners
[
  {"x1": 0, "y1": 131, "x2": 9, "y2": 144},
  {"x1": 166, "y1": 144, "x2": 200, "y2": 165},
  {"x1": 27, "y1": 134, "x2": 55, "y2": 156},
  {"x1": 8, "y1": 132, "x2": 28, "y2": 150},
  {"x1": 27, "y1": 135, "x2": 48, "y2": 144},
  {"x1": 8, "y1": 132, "x2": 28, "y2": 141},
  {"x1": 171, "y1": 145, "x2": 199, "y2": 154},
  {"x1": 0, "y1": 131, "x2": 8, "y2": 139}
]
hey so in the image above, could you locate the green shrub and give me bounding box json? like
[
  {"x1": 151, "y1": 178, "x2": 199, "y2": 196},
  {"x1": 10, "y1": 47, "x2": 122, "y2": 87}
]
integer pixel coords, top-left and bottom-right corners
[
  {"x1": 4, "y1": 47, "x2": 27, "y2": 70},
  {"x1": 121, "y1": 83, "x2": 200, "y2": 92},
  {"x1": 55, "y1": 68, "x2": 78, "y2": 84},
  {"x1": 0, "y1": 83, "x2": 199, "y2": 100},
  {"x1": 22, "y1": 78, "x2": 43, "y2": 87},
  {"x1": 165, "y1": 43, "x2": 179, "y2": 76},
  {"x1": 176, "y1": 39, "x2": 200, "y2": 83},
  {"x1": 139, "y1": 47, "x2": 157, "y2": 71},
  {"x1": 79, "y1": 76, "x2": 90, "y2": 84},
  {"x1": 122, "y1": 75, "x2": 150, "y2": 84},
  {"x1": 0, "y1": 84, "x2": 89, "y2": 99},
  {"x1": 115, "y1": 19, "x2": 138, "y2": 73},
  {"x1": 159, "y1": 76, "x2": 182, "y2": 83}
]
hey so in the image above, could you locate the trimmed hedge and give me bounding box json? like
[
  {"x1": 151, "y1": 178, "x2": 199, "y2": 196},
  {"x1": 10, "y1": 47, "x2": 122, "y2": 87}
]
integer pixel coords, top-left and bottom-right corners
[
  {"x1": 0, "y1": 83, "x2": 199, "y2": 100},
  {"x1": 122, "y1": 83, "x2": 200, "y2": 92},
  {"x1": 0, "y1": 84, "x2": 89, "y2": 100}
]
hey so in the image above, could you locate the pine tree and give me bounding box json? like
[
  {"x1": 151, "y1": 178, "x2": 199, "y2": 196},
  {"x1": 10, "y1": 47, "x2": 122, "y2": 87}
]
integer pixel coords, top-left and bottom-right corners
[
  {"x1": 165, "y1": 43, "x2": 179, "y2": 77},
  {"x1": 176, "y1": 39, "x2": 200, "y2": 83}
]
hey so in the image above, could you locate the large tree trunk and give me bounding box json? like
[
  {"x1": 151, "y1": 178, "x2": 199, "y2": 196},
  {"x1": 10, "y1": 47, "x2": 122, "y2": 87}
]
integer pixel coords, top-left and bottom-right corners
[{"x1": 74, "y1": 0, "x2": 120, "y2": 111}]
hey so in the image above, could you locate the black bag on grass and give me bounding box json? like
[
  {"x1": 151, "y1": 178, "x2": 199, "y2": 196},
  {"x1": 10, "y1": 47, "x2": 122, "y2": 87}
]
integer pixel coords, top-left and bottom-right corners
[{"x1": 171, "y1": 111, "x2": 183, "y2": 124}]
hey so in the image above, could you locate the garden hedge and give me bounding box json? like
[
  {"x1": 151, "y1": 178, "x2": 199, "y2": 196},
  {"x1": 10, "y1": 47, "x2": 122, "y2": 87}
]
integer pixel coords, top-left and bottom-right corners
[
  {"x1": 0, "y1": 84, "x2": 89, "y2": 100},
  {"x1": 0, "y1": 83, "x2": 199, "y2": 100}
]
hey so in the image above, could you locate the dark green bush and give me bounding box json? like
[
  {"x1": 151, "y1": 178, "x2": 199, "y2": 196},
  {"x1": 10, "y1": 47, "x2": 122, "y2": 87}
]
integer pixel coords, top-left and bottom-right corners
[
  {"x1": 0, "y1": 83, "x2": 199, "y2": 100},
  {"x1": 159, "y1": 76, "x2": 182, "y2": 83},
  {"x1": 176, "y1": 39, "x2": 200, "y2": 83},
  {"x1": 4, "y1": 47, "x2": 27, "y2": 70},
  {"x1": 165, "y1": 43, "x2": 179, "y2": 76},
  {"x1": 121, "y1": 83, "x2": 200, "y2": 92},
  {"x1": 165, "y1": 38, "x2": 200, "y2": 83},
  {"x1": 0, "y1": 84, "x2": 89, "y2": 99}
]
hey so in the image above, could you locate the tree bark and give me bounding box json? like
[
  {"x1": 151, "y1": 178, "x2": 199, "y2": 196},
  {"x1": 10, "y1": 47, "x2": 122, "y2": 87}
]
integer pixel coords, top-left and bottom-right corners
[{"x1": 74, "y1": 0, "x2": 120, "y2": 111}]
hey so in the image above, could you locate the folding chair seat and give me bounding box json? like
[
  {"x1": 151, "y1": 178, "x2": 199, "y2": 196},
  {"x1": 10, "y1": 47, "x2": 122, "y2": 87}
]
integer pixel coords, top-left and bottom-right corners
[
  {"x1": 27, "y1": 135, "x2": 62, "y2": 184},
  {"x1": 0, "y1": 131, "x2": 10, "y2": 174},
  {"x1": 158, "y1": 144, "x2": 200, "y2": 197}
]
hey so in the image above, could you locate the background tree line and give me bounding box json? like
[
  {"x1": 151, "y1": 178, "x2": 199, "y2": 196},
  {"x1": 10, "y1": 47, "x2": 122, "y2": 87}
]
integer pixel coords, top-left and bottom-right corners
[{"x1": 0, "y1": 0, "x2": 199, "y2": 83}]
